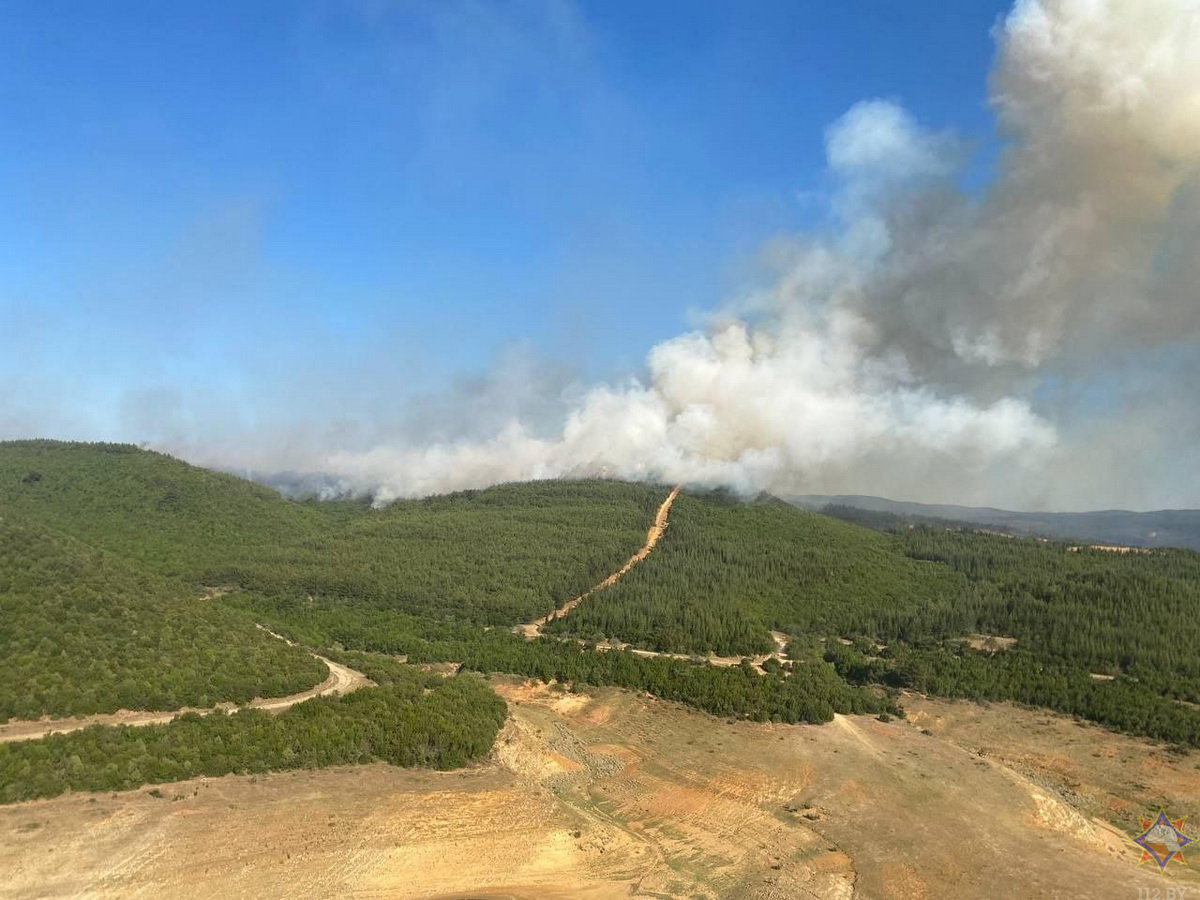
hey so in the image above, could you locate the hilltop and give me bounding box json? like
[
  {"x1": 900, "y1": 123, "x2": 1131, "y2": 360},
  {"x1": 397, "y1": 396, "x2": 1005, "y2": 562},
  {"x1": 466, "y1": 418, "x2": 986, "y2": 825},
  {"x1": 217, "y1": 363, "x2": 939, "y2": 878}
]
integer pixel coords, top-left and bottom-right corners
[{"x1": 0, "y1": 440, "x2": 329, "y2": 576}]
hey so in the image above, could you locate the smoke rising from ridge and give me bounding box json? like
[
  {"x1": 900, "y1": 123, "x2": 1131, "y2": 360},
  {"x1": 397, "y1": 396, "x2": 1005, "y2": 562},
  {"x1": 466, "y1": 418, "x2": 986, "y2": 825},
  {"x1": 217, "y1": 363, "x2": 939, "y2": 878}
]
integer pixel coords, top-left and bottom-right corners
[{"x1": 188, "y1": 0, "x2": 1200, "y2": 508}]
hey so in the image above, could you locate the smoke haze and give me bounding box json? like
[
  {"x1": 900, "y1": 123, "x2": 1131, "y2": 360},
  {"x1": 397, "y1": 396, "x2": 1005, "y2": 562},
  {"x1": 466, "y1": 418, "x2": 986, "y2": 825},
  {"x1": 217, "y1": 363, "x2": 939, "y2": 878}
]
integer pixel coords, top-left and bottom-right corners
[
  {"x1": 194, "y1": 0, "x2": 1197, "y2": 509},
  {"x1": 10, "y1": 0, "x2": 1200, "y2": 511}
]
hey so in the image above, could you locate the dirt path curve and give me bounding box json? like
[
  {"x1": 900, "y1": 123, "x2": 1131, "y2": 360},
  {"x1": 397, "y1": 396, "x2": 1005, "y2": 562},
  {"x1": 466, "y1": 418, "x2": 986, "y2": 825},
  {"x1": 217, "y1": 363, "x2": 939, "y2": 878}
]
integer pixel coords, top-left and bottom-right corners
[
  {"x1": 517, "y1": 485, "x2": 681, "y2": 640},
  {"x1": 598, "y1": 628, "x2": 790, "y2": 673},
  {"x1": 0, "y1": 630, "x2": 371, "y2": 745}
]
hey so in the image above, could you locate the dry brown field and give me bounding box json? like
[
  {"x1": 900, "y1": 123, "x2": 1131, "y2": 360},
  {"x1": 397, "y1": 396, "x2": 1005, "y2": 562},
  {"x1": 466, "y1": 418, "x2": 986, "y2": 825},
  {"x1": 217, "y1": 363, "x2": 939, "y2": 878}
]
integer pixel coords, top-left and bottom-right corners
[{"x1": 4, "y1": 678, "x2": 1198, "y2": 899}]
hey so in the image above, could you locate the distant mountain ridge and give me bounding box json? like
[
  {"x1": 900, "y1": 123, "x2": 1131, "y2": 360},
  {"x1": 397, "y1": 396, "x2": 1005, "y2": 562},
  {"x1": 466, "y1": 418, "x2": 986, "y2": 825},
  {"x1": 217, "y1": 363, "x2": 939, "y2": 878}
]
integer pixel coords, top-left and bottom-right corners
[{"x1": 791, "y1": 494, "x2": 1200, "y2": 551}]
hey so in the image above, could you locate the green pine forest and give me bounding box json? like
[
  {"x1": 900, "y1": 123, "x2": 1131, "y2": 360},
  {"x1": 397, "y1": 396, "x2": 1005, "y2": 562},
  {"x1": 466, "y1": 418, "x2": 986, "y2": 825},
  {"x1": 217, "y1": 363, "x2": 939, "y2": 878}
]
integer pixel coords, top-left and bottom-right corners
[
  {"x1": 3, "y1": 439, "x2": 1199, "y2": 803},
  {"x1": 0, "y1": 518, "x2": 327, "y2": 720},
  {"x1": 542, "y1": 490, "x2": 968, "y2": 656}
]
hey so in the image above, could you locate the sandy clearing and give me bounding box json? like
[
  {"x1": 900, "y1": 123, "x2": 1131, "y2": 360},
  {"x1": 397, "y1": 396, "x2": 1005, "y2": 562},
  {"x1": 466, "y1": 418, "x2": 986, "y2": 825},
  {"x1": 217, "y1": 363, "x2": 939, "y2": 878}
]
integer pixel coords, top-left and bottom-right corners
[
  {"x1": 4, "y1": 681, "x2": 1195, "y2": 900},
  {"x1": 903, "y1": 693, "x2": 1200, "y2": 839},
  {"x1": 3, "y1": 680, "x2": 1198, "y2": 899}
]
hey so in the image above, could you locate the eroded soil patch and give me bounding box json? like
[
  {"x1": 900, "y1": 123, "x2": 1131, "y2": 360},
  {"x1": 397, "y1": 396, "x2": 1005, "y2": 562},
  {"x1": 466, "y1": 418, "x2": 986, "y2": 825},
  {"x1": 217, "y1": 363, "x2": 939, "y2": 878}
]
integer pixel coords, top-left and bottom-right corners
[{"x1": 2, "y1": 681, "x2": 1196, "y2": 899}]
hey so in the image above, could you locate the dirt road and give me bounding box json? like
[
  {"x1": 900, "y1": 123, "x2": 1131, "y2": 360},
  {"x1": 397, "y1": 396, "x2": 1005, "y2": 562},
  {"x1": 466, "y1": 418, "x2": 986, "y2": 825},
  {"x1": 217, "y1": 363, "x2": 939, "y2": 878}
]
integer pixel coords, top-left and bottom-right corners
[
  {"x1": 517, "y1": 485, "x2": 681, "y2": 639},
  {"x1": 517, "y1": 487, "x2": 790, "y2": 673},
  {"x1": 0, "y1": 637, "x2": 371, "y2": 745},
  {"x1": 597, "y1": 629, "x2": 791, "y2": 673}
]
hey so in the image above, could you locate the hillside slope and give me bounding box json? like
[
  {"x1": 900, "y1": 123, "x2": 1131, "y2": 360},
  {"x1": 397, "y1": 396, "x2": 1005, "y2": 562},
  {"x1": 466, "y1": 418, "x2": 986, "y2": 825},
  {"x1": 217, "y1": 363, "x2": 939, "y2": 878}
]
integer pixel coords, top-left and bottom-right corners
[
  {"x1": 0, "y1": 441, "x2": 661, "y2": 625},
  {"x1": 546, "y1": 490, "x2": 965, "y2": 656},
  {"x1": 0, "y1": 441, "x2": 665, "y2": 728},
  {"x1": 0, "y1": 440, "x2": 328, "y2": 577},
  {"x1": 0, "y1": 516, "x2": 326, "y2": 721}
]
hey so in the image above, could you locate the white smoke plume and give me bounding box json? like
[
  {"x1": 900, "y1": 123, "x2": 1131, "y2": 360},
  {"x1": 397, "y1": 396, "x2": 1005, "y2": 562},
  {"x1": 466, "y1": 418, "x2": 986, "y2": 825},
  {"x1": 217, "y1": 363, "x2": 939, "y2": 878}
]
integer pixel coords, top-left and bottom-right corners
[{"x1": 199, "y1": 0, "x2": 1200, "y2": 508}]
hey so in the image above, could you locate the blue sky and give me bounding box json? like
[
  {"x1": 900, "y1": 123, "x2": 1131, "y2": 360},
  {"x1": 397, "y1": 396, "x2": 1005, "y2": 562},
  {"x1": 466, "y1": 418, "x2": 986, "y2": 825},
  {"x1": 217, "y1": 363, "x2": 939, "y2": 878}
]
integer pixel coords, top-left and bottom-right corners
[{"x1": 1, "y1": 0, "x2": 1012, "y2": 445}]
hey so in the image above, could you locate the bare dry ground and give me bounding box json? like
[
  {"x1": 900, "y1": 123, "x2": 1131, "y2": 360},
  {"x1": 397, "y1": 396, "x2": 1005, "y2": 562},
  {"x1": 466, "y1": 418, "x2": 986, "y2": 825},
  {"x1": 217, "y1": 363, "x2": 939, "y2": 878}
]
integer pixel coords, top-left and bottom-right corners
[
  {"x1": 3, "y1": 679, "x2": 1197, "y2": 899},
  {"x1": 903, "y1": 694, "x2": 1200, "y2": 840}
]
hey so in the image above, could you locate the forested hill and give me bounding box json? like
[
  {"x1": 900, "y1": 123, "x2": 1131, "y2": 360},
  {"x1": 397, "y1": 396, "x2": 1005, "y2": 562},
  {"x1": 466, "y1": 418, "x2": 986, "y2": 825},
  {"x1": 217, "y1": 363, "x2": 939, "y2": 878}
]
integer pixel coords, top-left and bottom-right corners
[
  {"x1": 0, "y1": 439, "x2": 331, "y2": 576},
  {"x1": 0, "y1": 441, "x2": 662, "y2": 624},
  {"x1": 4, "y1": 439, "x2": 1200, "y2": 805},
  {"x1": 0, "y1": 439, "x2": 665, "y2": 716}
]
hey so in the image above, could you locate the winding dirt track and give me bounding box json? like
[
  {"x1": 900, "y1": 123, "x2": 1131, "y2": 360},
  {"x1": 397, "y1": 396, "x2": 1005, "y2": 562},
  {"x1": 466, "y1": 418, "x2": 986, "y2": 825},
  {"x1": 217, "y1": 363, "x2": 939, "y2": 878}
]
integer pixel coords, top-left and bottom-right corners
[
  {"x1": 0, "y1": 633, "x2": 371, "y2": 745},
  {"x1": 517, "y1": 485, "x2": 681, "y2": 640}
]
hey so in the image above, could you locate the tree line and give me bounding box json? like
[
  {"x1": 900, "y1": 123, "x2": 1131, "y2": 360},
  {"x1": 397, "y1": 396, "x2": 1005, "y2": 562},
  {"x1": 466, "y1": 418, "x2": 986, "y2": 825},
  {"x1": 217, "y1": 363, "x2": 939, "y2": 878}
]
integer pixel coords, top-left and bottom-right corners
[{"x1": 0, "y1": 659, "x2": 505, "y2": 804}]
